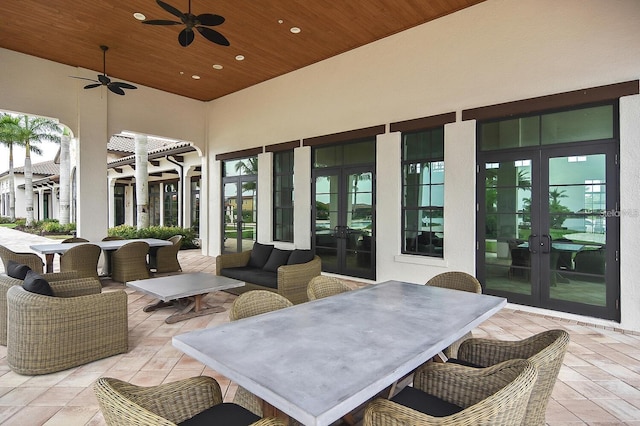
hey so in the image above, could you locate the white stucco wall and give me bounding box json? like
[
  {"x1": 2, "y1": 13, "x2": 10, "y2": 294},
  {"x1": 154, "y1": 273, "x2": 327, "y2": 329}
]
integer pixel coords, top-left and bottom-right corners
[{"x1": 204, "y1": 0, "x2": 640, "y2": 330}]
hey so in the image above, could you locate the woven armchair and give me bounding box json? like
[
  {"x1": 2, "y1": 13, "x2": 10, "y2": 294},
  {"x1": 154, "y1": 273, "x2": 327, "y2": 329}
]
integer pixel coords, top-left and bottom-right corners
[
  {"x1": 148, "y1": 235, "x2": 183, "y2": 273},
  {"x1": 0, "y1": 271, "x2": 101, "y2": 345},
  {"x1": 364, "y1": 359, "x2": 537, "y2": 426},
  {"x1": 454, "y1": 329, "x2": 570, "y2": 426},
  {"x1": 0, "y1": 244, "x2": 44, "y2": 274},
  {"x1": 6, "y1": 285, "x2": 128, "y2": 375},
  {"x1": 61, "y1": 237, "x2": 90, "y2": 243},
  {"x1": 426, "y1": 271, "x2": 482, "y2": 358},
  {"x1": 229, "y1": 290, "x2": 293, "y2": 321},
  {"x1": 110, "y1": 241, "x2": 150, "y2": 283},
  {"x1": 229, "y1": 290, "x2": 293, "y2": 416},
  {"x1": 60, "y1": 243, "x2": 102, "y2": 279},
  {"x1": 94, "y1": 376, "x2": 286, "y2": 426},
  {"x1": 307, "y1": 275, "x2": 352, "y2": 300}
]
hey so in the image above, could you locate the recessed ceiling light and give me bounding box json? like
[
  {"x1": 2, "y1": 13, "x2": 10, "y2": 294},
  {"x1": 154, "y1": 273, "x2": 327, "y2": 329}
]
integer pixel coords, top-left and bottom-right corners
[
  {"x1": 179, "y1": 71, "x2": 184, "y2": 75},
  {"x1": 133, "y1": 12, "x2": 146, "y2": 21},
  {"x1": 192, "y1": 75, "x2": 201, "y2": 80},
  {"x1": 235, "y1": 55, "x2": 245, "y2": 61},
  {"x1": 278, "y1": 19, "x2": 284, "y2": 24},
  {"x1": 290, "y1": 27, "x2": 301, "y2": 34},
  {"x1": 212, "y1": 64, "x2": 223, "y2": 70}
]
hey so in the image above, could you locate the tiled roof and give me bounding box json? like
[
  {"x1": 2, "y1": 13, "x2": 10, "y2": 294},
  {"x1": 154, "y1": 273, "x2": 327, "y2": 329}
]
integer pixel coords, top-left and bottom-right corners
[
  {"x1": 7, "y1": 160, "x2": 59, "y2": 176},
  {"x1": 107, "y1": 135, "x2": 181, "y2": 154}
]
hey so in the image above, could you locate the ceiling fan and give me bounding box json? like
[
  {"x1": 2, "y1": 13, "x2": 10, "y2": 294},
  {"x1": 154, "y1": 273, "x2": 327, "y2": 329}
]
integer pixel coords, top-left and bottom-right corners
[
  {"x1": 70, "y1": 45, "x2": 137, "y2": 95},
  {"x1": 142, "y1": 0, "x2": 230, "y2": 48}
]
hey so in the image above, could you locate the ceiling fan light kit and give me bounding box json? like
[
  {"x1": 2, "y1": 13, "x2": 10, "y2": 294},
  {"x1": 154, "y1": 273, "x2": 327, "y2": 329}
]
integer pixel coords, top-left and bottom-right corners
[
  {"x1": 143, "y1": 0, "x2": 230, "y2": 48},
  {"x1": 70, "y1": 45, "x2": 137, "y2": 95}
]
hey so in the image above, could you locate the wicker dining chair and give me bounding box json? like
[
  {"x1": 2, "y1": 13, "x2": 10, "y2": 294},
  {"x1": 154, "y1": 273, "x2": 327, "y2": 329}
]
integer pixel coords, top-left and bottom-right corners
[
  {"x1": 451, "y1": 329, "x2": 570, "y2": 426},
  {"x1": 364, "y1": 359, "x2": 537, "y2": 426},
  {"x1": 0, "y1": 244, "x2": 44, "y2": 274},
  {"x1": 148, "y1": 235, "x2": 183, "y2": 273},
  {"x1": 229, "y1": 290, "x2": 294, "y2": 416},
  {"x1": 6, "y1": 285, "x2": 128, "y2": 375},
  {"x1": 110, "y1": 241, "x2": 150, "y2": 283},
  {"x1": 0, "y1": 270, "x2": 101, "y2": 345},
  {"x1": 94, "y1": 376, "x2": 287, "y2": 426},
  {"x1": 306, "y1": 275, "x2": 352, "y2": 300},
  {"x1": 60, "y1": 243, "x2": 102, "y2": 279},
  {"x1": 426, "y1": 271, "x2": 482, "y2": 358},
  {"x1": 61, "y1": 237, "x2": 90, "y2": 243},
  {"x1": 229, "y1": 289, "x2": 293, "y2": 321}
]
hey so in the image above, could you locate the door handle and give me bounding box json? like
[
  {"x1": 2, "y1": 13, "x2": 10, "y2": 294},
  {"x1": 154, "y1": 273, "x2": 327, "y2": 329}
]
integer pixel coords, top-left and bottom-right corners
[
  {"x1": 540, "y1": 234, "x2": 551, "y2": 254},
  {"x1": 528, "y1": 234, "x2": 538, "y2": 254}
]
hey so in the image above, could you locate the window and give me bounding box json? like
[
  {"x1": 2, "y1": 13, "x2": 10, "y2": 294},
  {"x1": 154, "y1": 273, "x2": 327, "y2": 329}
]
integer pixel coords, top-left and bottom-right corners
[
  {"x1": 191, "y1": 177, "x2": 200, "y2": 236},
  {"x1": 163, "y1": 182, "x2": 178, "y2": 226},
  {"x1": 273, "y1": 150, "x2": 294, "y2": 242},
  {"x1": 401, "y1": 128, "x2": 444, "y2": 257}
]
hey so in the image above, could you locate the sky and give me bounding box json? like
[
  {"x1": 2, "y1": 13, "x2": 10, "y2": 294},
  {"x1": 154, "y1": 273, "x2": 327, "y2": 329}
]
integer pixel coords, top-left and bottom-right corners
[{"x1": 0, "y1": 141, "x2": 60, "y2": 173}]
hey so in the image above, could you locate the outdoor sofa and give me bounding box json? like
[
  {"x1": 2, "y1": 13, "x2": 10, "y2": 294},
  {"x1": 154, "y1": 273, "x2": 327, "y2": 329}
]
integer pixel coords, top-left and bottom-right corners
[{"x1": 216, "y1": 243, "x2": 321, "y2": 304}]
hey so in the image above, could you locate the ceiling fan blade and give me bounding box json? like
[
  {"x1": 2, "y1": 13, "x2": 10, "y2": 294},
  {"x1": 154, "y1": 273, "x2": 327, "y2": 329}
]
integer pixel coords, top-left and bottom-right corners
[
  {"x1": 70, "y1": 76, "x2": 99, "y2": 83},
  {"x1": 110, "y1": 82, "x2": 137, "y2": 90},
  {"x1": 84, "y1": 83, "x2": 102, "y2": 89},
  {"x1": 157, "y1": 0, "x2": 186, "y2": 20},
  {"x1": 98, "y1": 74, "x2": 111, "y2": 85},
  {"x1": 108, "y1": 85, "x2": 126, "y2": 96},
  {"x1": 197, "y1": 13, "x2": 225, "y2": 26},
  {"x1": 197, "y1": 26, "x2": 230, "y2": 46},
  {"x1": 178, "y1": 29, "x2": 195, "y2": 47},
  {"x1": 142, "y1": 19, "x2": 182, "y2": 25}
]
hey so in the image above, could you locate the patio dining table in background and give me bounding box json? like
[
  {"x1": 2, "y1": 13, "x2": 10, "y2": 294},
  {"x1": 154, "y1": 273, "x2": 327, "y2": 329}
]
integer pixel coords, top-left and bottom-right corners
[
  {"x1": 30, "y1": 238, "x2": 172, "y2": 274},
  {"x1": 173, "y1": 280, "x2": 507, "y2": 426}
]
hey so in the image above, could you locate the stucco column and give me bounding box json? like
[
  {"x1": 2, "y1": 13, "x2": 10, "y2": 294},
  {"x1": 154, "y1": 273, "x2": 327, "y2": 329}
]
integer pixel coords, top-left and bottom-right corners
[
  {"x1": 257, "y1": 151, "x2": 272, "y2": 243},
  {"x1": 293, "y1": 146, "x2": 311, "y2": 249},
  {"x1": 76, "y1": 88, "x2": 108, "y2": 241},
  {"x1": 135, "y1": 134, "x2": 149, "y2": 229}
]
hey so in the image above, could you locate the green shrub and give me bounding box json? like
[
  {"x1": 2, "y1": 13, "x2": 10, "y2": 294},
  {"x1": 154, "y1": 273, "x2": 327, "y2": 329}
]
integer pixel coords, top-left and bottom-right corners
[{"x1": 108, "y1": 225, "x2": 199, "y2": 249}]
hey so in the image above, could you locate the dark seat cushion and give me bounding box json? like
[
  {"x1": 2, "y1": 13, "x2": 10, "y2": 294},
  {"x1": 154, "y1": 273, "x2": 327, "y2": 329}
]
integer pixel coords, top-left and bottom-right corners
[
  {"x1": 22, "y1": 270, "x2": 54, "y2": 296},
  {"x1": 7, "y1": 260, "x2": 31, "y2": 280},
  {"x1": 178, "y1": 402, "x2": 261, "y2": 426},
  {"x1": 287, "y1": 249, "x2": 315, "y2": 265},
  {"x1": 221, "y1": 267, "x2": 278, "y2": 289},
  {"x1": 391, "y1": 385, "x2": 463, "y2": 417},
  {"x1": 447, "y1": 358, "x2": 482, "y2": 368},
  {"x1": 248, "y1": 242, "x2": 274, "y2": 268},
  {"x1": 263, "y1": 248, "x2": 291, "y2": 272}
]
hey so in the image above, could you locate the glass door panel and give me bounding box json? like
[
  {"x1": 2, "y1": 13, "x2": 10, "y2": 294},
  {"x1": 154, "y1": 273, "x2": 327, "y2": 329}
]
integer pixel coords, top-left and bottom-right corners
[
  {"x1": 313, "y1": 168, "x2": 375, "y2": 279},
  {"x1": 223, "y1": 182, "x2": 239, "y2": 253},
  {"x1": 482, "y1": 158, "x2": 535, "y2": 298},
  {"x1": 345, "y1": 171, "x2": 373, "y2": 277},
  {"x1": 545, "y1": 154, "x2": 607, "y2": 306}
]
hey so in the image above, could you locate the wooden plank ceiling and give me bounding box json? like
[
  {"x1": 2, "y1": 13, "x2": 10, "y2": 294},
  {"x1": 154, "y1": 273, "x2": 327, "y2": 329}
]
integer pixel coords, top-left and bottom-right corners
[{"x1": 0, "y1": 1, "x2": 485, "y2": 101}]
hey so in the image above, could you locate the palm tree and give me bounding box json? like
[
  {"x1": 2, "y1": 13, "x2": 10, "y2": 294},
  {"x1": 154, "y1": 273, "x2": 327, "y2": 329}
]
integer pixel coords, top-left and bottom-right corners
[
  {"x1": 0, "y1": 114, "x2": 23, "y2": 221},
  {"x1": 15, "y1": 115, "x2": 61, "y2": 226}
]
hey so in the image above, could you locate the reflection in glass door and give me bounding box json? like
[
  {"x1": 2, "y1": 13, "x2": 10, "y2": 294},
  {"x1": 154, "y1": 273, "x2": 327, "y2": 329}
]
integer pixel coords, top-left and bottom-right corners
[
  {"x1": 222, "y1": 157, "x2": 258, "y2": 254},
  {"x1": 313, "y1": 167, "x2": 375, "y2": 280},
  {"x1": 478, "y1": 148, "x2": 618, "y2": 319}
]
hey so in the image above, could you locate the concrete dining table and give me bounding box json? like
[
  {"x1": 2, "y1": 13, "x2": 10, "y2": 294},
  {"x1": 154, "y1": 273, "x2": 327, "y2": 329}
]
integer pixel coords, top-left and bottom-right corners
[
  {"x1": 29, "y1": 238, "x2": 172, "y2": 273},
  {"x1": 173, "y1": 280, "x2": 507, "y2": 426}
]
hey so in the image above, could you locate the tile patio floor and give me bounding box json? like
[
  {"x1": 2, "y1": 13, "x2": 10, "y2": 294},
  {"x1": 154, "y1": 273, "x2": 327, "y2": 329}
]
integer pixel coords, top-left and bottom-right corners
[{"x1": 1, "y1": 227, "x2": 640, "y2": 425}]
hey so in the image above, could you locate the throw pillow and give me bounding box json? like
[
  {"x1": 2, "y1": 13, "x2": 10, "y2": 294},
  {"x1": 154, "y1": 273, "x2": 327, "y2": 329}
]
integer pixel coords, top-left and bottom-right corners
[
  {"x1": 263, "y1": 249, "x2": 292, "y2": 272},
  {"x1": 248, "y1": 242, "x2": 274, "y2": 268},
  {"x1": 22, "y1": 270, "x2": 54, "y2": 296},
  {"x1": 287, "y1": 249, "x2": 315, "y2": 265},
  {"x1": 6, "y1": 260, "x2": 32, "y2": 280}
]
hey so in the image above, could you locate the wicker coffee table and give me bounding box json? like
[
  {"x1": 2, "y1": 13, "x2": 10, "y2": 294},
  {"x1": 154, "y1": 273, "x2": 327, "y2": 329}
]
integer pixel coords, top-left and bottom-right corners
[{"x1": 127, "y1": 272, "x2": 243, "y2": 323}]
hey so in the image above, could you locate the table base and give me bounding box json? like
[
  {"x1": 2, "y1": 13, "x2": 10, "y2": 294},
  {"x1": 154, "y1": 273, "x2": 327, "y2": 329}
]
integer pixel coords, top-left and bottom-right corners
[{"x1": 144, "y1": 294, "x2": 225, "y2": 324}]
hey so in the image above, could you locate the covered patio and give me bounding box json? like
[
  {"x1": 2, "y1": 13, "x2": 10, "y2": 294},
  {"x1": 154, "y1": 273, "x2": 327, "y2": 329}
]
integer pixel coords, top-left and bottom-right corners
[{"x1": 1, "y1": 227, "x2": 639, "y2": 425}]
